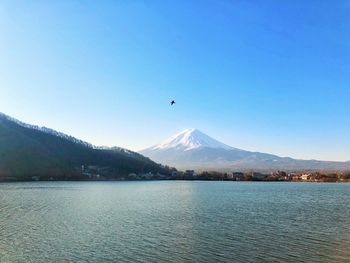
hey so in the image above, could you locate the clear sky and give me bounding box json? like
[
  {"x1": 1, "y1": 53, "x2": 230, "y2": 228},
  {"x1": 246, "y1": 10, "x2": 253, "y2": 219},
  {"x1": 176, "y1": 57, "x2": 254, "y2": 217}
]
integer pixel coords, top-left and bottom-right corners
[{"x1": 0, "y1": 1, "x2": 349, "y2": 161}]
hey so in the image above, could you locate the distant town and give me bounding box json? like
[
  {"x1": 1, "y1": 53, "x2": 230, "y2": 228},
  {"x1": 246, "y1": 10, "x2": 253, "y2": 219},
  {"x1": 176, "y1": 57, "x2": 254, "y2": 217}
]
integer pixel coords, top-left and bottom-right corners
[
  {"x1": 187, "y1": 170, "x2": 350, "y2": 183},
  {"x1": 27, "y1": 165, "x2": 350, "y2": 183}
]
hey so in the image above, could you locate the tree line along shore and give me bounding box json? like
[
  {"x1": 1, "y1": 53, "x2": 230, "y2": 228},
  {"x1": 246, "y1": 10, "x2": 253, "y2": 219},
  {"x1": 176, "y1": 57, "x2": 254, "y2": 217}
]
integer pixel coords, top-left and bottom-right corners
[{"x1": 1, "y1": 168, "x2": 350, "y2": 182}]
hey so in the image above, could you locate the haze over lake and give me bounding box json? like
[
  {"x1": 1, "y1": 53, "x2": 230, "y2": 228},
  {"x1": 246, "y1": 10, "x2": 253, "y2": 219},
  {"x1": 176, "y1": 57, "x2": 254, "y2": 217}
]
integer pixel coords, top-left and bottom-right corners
[{"x1": 1, "y1": 181, "x2": 349, "y2": 263}]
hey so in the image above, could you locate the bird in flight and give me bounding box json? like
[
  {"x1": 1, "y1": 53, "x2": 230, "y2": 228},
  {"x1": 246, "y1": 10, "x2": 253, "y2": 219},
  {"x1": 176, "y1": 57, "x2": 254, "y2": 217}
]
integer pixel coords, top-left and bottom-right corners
[{"x1": 171, "y1": 100, "x2": 176, "y2": 105}]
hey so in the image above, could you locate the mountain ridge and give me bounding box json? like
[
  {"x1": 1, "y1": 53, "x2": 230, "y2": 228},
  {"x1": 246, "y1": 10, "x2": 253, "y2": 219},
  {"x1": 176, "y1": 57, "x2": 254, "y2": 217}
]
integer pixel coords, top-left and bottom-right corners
[
  {"x1": 0, "y1": 112, "x2": 172, "y2": 180},
  {"x1": 140, "y1": 129, "x2": 350, "y2": 172}
]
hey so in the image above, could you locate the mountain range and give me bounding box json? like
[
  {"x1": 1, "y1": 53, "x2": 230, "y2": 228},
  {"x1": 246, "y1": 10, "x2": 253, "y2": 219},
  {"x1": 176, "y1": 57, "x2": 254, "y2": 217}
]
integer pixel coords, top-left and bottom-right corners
[
  {"x1": 0, "y1": 112, "x2": 172, "y2": 180},
  {"x1": 140, "y1": 128, "x2": 350, "y2": 172},
  {"x1": 1, "y1": 111, "x2": 349, "y2": 180}
]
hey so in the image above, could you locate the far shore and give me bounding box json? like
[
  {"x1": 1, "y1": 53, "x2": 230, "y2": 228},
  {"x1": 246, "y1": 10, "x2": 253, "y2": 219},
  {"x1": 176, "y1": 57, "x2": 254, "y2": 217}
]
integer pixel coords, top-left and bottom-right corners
[
  {"x1": 1, "y1": 169, "x2": 350, "y2": 183},
  {"x1": 1, "y1": 179, "x2": 349, "y2": 183}
]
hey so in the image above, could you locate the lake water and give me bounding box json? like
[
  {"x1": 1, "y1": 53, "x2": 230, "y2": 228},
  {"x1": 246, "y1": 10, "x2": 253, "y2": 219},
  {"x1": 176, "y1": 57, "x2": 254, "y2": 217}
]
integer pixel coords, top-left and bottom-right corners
[{"x1": 0, "y1": 181, "x2": 349, "y2": 263}]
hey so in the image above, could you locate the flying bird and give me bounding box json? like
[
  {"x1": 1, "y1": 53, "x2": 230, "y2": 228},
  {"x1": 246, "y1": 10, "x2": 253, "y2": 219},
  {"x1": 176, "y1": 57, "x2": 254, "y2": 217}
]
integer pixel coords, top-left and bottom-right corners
[{"x1": 171, "y1": 100, "x2": 176, "y2": 105}]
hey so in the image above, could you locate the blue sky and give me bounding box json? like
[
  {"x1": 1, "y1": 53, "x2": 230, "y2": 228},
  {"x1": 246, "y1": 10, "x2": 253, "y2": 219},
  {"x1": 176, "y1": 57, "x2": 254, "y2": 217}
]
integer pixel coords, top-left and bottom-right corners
[{"x1": 0, "y1": 1, "x2": 349, "y2": 161}]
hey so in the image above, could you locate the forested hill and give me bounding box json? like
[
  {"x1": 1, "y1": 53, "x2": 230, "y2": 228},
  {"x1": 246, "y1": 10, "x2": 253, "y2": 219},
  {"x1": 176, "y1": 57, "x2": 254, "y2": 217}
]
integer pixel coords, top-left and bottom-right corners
[{"x1": 0, "y1": 113, "x2": 172, "y2": 181}]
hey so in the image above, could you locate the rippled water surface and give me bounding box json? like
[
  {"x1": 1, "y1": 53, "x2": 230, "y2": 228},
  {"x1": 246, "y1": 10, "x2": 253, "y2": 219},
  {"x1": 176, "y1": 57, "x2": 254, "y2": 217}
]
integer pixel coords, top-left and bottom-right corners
[{"x1": 0, "y1": 181, "x2": 350, "y2": 263}]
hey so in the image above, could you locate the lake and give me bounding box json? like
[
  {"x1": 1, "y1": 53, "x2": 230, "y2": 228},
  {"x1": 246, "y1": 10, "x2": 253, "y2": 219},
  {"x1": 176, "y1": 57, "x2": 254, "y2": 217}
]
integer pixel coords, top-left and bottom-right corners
[{"x1": 0, "y1": 181, "x2": 349, "y2": 262}]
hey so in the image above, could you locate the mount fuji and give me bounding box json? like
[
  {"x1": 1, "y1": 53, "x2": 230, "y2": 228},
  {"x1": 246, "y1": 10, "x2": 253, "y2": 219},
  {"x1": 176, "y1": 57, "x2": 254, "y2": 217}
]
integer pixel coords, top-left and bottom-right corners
[{"x1": 140, "y1": 129, "x2": 350, "y2": 172}]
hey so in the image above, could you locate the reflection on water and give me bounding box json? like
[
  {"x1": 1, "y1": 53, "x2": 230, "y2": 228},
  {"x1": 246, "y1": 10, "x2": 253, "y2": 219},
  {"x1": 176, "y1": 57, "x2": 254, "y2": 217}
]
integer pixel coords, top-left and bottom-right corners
[{"x1": 0, "y1": 181, "x2": 349, "y2": 262}]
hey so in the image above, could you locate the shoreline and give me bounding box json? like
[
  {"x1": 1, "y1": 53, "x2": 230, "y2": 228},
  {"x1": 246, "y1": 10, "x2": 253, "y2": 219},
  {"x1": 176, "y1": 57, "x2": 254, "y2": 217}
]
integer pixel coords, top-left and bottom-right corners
[{"x1": 1, "y1": 179, "x2": 349, "y2": 183}]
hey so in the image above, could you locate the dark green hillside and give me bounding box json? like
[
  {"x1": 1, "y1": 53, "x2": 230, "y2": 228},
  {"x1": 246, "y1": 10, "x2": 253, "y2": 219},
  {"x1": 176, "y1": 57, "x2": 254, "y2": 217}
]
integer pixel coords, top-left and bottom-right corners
[{"x1": 0, "y1": 113, "x2": 171, "y2": 180}]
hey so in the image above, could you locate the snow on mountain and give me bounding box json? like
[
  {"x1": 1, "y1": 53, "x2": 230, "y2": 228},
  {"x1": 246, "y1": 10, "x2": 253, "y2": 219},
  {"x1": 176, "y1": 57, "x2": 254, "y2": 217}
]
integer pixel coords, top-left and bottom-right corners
[
  {"x1": 149, "y1": 128, "x2": 233, "y2": 151},
  {"x1": 140, "y1": 128, "x2": 272, "y2": 169},
  {"x1": 140, "y1": 128, "x2": 350, "y2": 172}
]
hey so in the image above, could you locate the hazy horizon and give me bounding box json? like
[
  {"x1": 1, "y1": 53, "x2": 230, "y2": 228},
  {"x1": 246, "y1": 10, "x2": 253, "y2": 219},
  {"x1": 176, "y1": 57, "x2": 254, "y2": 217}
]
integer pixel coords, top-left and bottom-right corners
[{"x1": 1, "y1": 1, "x2": 349, "y2": 161}]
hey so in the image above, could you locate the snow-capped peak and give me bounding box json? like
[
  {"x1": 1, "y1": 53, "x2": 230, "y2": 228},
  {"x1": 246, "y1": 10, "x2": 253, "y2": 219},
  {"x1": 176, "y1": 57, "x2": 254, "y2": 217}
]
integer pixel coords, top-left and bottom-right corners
[{"x1": 149, "y1": 128, "x2": 233, "y2": 151}]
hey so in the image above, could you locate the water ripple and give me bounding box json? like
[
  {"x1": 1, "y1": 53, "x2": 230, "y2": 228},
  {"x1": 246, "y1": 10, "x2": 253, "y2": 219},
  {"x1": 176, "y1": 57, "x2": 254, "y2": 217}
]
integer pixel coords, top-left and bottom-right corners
[{"x1": 0, "y1": 181, "x2": 349, "y2": 262}]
